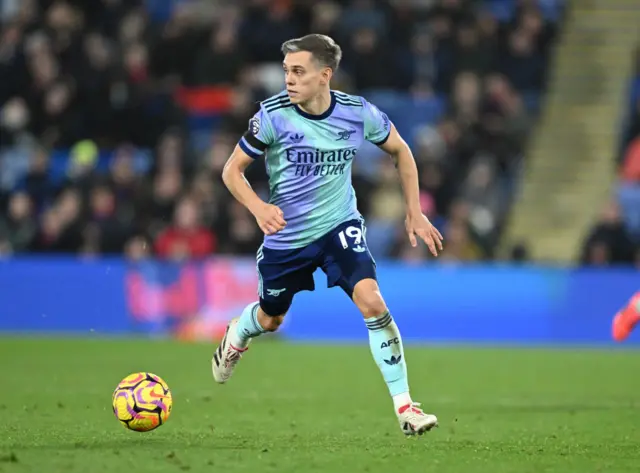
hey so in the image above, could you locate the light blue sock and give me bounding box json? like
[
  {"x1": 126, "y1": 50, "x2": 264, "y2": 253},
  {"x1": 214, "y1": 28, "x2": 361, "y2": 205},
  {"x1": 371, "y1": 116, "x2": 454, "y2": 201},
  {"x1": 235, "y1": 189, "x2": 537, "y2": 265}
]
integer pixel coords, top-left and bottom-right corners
[
  {"x1": 230, "y1": 302, "x2": 266, "y2": 348},
  {"x1": 365, "y1": 311, "x2": 410, "y2": 403}
]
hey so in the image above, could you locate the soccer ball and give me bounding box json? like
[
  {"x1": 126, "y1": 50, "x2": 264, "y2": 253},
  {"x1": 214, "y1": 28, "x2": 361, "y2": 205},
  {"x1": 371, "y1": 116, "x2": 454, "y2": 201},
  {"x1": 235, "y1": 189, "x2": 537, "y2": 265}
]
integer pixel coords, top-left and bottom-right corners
[{"x1": 112, "y1": 372, "x2": 172, "y2": 432}]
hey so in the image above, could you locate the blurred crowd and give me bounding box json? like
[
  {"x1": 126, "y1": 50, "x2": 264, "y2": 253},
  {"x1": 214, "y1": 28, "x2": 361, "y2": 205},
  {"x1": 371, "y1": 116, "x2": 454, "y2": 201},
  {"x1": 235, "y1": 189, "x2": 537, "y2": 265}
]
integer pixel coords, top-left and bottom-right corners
[
  {"x1": 0, "y1": 0, "x2": 566, "y2": 262},
  {"x1": 581, "y1": 45, "x2": 640, "y2": 267}
]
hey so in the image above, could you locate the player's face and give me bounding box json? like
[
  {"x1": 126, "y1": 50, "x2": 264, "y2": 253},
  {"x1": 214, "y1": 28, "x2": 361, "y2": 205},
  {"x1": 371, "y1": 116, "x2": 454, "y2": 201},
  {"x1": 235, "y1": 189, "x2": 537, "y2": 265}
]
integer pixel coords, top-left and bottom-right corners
[{"x1": 283, "y1": 51, "x2": 330, "y2": 104}]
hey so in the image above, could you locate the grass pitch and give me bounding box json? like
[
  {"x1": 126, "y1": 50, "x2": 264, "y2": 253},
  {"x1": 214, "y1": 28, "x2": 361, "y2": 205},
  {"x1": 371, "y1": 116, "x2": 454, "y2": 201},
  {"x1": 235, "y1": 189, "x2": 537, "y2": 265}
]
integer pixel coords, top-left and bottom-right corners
[{"x1": 1, "y1": 337, "x2": 639, "y2": 473}]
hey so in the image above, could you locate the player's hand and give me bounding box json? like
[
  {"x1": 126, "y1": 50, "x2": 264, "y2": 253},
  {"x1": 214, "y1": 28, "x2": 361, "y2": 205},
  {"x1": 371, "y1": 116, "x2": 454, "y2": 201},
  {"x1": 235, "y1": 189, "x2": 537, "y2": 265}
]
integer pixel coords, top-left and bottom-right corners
[
  {"x1": 254, "y1": 203, "x2": 287, "y2": 235},
  {"x1": 405, "y1": 212, "x2": 444, "y2": 257}
]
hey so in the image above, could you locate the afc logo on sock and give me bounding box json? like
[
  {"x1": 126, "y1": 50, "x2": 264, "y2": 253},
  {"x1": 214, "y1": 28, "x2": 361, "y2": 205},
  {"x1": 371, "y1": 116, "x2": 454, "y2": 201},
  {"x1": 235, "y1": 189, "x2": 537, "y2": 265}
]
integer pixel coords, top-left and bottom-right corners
[{"x1": 380, "y1": 338, "x2": 399, "y2": 349}]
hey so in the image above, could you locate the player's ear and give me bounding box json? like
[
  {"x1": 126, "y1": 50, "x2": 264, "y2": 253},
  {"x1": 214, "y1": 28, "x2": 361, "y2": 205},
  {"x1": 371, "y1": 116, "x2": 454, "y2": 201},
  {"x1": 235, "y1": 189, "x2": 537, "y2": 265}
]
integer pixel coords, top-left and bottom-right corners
[{"x1": 321, "y1": 67, "x2": 332, "y2": 85}]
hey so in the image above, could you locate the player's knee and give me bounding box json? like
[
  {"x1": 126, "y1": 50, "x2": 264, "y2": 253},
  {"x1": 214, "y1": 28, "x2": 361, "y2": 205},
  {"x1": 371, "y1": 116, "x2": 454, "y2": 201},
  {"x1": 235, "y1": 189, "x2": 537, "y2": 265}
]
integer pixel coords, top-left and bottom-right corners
[
  {"x1": 353, "y1": 279, "x2": 388, "y2": 319},
  {"x1": 357, "y1": 295, "x2": 388, "y2": 319},
  {"x1": 257, "y1": 308, "x2": 286, "y2": 332},
  {"x1": 258, "y1": 296, "x2": 291, "y2": 331}
]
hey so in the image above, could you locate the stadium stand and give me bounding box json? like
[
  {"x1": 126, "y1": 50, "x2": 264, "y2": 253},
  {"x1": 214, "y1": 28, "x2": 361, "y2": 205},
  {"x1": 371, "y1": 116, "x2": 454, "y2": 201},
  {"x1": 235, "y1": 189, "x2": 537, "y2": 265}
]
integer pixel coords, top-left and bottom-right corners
[
  {"x1": 580, "y1": 44, "x2": 640, "y2": 266},
  {"x1": 0, "y1": 0, "x2": 570, "y2": 262},
  {"x1": 502, "y1": 0, "x2": 640, "y2": 265}
]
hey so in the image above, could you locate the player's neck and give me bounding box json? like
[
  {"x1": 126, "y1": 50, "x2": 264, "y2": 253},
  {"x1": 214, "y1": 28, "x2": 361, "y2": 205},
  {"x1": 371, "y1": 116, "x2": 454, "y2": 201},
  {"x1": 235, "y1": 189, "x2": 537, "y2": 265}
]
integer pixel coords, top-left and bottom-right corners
[{"x1": 298, "y1": 89, "x2": 332, "y2": 117}]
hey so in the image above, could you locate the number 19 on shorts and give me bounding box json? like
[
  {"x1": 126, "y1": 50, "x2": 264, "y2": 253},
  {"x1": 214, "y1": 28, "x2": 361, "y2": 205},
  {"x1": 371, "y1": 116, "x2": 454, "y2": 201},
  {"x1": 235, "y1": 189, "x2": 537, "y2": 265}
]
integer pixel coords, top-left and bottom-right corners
[{"x1": 338, "y1": 226, "x2": 366, "y2": 253}]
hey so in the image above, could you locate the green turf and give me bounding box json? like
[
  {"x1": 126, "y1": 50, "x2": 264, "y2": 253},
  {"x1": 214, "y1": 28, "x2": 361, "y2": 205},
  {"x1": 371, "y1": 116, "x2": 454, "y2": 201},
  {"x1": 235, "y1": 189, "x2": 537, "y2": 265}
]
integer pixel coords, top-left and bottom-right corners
[{"x1": 1, "y1": 337, "x2": 640, "y2": 472}]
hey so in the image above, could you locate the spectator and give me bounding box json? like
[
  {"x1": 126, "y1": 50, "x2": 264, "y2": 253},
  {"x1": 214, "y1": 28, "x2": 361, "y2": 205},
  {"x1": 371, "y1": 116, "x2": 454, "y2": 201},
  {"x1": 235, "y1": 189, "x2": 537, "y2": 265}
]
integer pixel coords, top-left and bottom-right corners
[
  {"x1": 86, "y1": 184, "x2": 129, "y2": 253},
  {"x1": 612, "y1": 48, "x2": 640, "y2": 247},
  {"x1": 186, "y1": 26, "x2": 244, "y2": 86},
  {"x1": 620, "y1": 135, "x2": 640, "y2": 183},
  {"x1": 500, "y1": 29, "x2": 545, "y2": 93},
  {"x1": 617, "y1": 136, "x2": 640, "y2": 241},
  {"x1": 346, "y1": 28, "x2": 395, "y2": 91},
  {"x1": 453, "y1": 20, "x2": 494, "y2": 76},
  {"x1": 154, "y1": 195, "x2": 215, "y2": 260},
  {"x1": 0, "y1": 191, "x2": 37, "y2": 252},
  {"x1": 125, "y1": 234, "x2": 152, "y2": 261},
  {"x1": 580, "y1": 201, "x2": 635, "y2": 265}
]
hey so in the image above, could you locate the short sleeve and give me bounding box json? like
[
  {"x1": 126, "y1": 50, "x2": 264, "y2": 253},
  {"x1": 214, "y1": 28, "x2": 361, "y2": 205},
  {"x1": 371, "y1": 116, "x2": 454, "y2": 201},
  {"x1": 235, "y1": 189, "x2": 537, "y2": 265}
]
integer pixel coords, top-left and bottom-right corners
[
  {"x1": 238, "y1": 107, "x2": 276, "y2": 159},
  {"x1": 363, "y1": 99, "x2": 392, "y2": 146}
]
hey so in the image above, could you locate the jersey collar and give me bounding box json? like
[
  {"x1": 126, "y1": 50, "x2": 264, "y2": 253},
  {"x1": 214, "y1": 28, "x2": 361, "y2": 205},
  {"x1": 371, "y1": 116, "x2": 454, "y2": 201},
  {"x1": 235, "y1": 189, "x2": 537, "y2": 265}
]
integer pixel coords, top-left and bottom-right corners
[{"x1": 294, "y1": 91, "x2": 337, "y2": 121}]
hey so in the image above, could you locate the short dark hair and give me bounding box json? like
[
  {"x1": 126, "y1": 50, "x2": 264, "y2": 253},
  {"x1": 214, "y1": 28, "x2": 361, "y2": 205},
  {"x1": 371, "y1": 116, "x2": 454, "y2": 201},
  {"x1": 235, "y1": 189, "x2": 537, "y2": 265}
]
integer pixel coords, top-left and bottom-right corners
[{"x1": 281, "y1": 34, "x2": 342, "y2": 71}]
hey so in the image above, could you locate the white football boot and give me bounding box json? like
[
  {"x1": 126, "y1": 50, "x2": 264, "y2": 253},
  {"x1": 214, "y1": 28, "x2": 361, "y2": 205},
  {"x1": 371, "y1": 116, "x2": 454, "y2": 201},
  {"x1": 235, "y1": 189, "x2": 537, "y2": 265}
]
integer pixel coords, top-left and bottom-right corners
[
  {"x1": 397, "y1": 402, "x2": 438, "y2": 436},
  {"x1": 212, "y1": 318, "x2": 248, "y2": 384}
]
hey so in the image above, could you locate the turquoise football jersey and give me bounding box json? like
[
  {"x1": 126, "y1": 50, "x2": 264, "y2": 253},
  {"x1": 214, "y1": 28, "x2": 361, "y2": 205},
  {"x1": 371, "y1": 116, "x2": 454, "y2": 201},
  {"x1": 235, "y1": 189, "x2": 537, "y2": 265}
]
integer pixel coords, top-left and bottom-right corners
[{"x1": 238, "y1": 90, "x2": 391, "y2": 249}]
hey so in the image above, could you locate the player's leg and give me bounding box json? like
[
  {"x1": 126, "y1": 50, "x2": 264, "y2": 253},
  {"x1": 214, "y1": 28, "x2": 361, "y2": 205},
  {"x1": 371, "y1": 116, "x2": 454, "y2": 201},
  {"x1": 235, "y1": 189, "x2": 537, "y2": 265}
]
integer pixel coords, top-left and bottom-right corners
[
  {"x1": 212, "y1": 244, "x2": 315, "y2": 384},
  {"x1": 231, "y1": 303, "x2": 286, "y2": 347},
  {"x1": 612, "y1": 291, "x2": 640, "y2": 341},
  {"x1": 228, "y1": 293, "x2": 289, "y2": 351},
  {"x1": 212, "y1": 303, "x2": 289, "y2": 384},
  {"x1": 322, "y1": 219, "x2": 437, "y2": 435},
  {"x1": 352, "y1": 278, "x2": 437, "y2": 435},
  {"x1": 351, "y1": 278, "x2": 408, "y2": 404}
]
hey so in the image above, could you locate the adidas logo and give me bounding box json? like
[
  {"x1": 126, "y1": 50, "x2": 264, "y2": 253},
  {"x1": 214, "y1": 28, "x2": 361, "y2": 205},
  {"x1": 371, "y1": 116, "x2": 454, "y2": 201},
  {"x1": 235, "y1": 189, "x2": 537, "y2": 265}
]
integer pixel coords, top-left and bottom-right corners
[
  {"x1": 289, "y1": 133, "x2": 304, "y2": 143},
  {"x1": 384, "y1": 355, "x2": 402, "y2": 365}
]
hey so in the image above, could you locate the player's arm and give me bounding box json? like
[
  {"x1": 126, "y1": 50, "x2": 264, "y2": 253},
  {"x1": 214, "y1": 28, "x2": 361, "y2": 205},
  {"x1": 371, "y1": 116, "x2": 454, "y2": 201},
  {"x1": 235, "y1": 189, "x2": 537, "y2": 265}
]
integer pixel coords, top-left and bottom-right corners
[
  {"x1": 362, "y1": 97, "x2": 443, "y2": 256},
  {"x1": 378, "y1": 126, "x2": 443, "y2": 256},
  {"x1": 378, "y1": 126, "x2": 422, "y2": 218},
  {"x1": 222, "y1": 112, "x2": 286, "y2": 236}
]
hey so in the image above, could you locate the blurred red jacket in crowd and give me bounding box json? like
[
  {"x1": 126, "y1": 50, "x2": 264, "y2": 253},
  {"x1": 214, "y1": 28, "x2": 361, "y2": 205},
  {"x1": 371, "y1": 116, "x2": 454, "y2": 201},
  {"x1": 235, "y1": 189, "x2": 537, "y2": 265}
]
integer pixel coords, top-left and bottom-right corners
[{"x1": 154, "y1": 226, "x2": 215, "y2": 259}]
